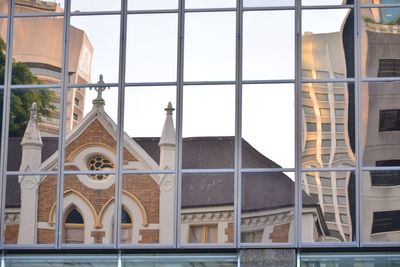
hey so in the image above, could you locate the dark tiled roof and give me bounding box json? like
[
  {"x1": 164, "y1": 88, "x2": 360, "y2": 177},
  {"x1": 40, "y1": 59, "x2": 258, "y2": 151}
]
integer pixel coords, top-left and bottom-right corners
[{"x1": 5, "y1": 136, "x2": 317, "y2": 212}]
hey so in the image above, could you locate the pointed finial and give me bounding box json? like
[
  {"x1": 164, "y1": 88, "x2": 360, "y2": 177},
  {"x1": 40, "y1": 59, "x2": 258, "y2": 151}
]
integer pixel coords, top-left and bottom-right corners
[
  {"x1": 90, "y1": 74, "x2": 109, "y2": 107},
  {"x1": 165, "y1": 102, "x2": 174, "y2": 116},
  {"x1": 29, "y1": 102, "x2": 38, "y2": 121}
]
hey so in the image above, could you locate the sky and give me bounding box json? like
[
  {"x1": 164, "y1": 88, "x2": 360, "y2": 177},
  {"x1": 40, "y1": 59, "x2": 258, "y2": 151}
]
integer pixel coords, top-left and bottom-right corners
[{"x1": 46, "y1": 0, "x2": 347, "y2": 169}]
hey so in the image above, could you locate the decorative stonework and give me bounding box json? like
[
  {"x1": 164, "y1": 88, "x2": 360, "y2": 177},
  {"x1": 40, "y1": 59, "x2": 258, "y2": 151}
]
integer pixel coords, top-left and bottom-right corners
[
  {"x1": 5, "y1": 212, "x2": 20, "y2": 224},
  {"x1": 241, "y1": 211, "x2": 293, "y2": 230},
  {"x1": 181, "y1": 211, "x2": 234, "y2": 224}
]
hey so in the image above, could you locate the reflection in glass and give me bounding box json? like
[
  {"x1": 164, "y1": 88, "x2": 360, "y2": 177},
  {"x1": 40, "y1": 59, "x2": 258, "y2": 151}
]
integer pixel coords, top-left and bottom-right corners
[
  {"x1": 123, "y1": 87, "x2": 176, "y2": 170},
  {"x1": 126, "y1": 14, "x2": 177, "y2": 83},
  {"x1": 122, "y1": 258, "x2": 237, "y2": 267},
  {"x1": 14, "y1": 0, "x2": 63, "y2": 13},
  {"x1": 363, "y1": 170, "x2": 400, "y2": 242},
  {"x1": 302, "y1": 9, "x2": 354, "y2": 79},
  {"x1": 362, "y1": 8, "x2": 400, "y2": 79},
  {"x1": 244, "y1": 0, "x2": 293, "y2": 7},
  {"x1": 242, "y1": 84, "x2": 294, "y2": 168},
  {"x1": 302, "y1": 0, "x2": 351, "y2": 5},
  {"x1": 13, "y1": 17, "x2": 63, "y2": 85},
  {"x1": 6, "y1": 258, "x2": 118, "y2": 267},
  {"x1": 7, "y1": 89, "x2": 59, "y2": 172},
  {"x1": 301, "y1": 83, "x2": 355, "y2": 168},
  {"x1": 69, "y1": 15, "x2": 120, "y2": 83},
  {"x1": 186, "y1": 0, "x2": 235, "y2": 8},
  {"x1": 128, "y1": 0, "x2": 178, "y2": 10},
  {"x1": 241, "y1": 172, "x2": 294, "y2": 244},
  {"x1": 184, "y1": 12, "x2": 235, "y2": 81},
  {"x1": 301, "y1": 254, "x2": 396, "y2": 267},
  {"x1": 181, "y1": 173, "x2": 234, "y2": 245},
  {"x1": 4, "y1": 174, "x2": 57, "y2": 245},
  {"x1": 243, "y1": 11, "x2": 294, "y2": 80},
  {"x1": 62, "y1": 175, "x2": 115, "y2": 245},
  {"x1": 302, "y1": 171, "x2": 355, "y2": 242},
  {"x1": 183, "y1": 85, "x2": 235, "y2": 169},
  {"x1": 71, "y1": 0, "x2": 120, "y2": 12},
  {"x1": 64, "y1": 86, "x2": 118, "y2": 170},
  {"x1": 362, "y1": 82, "x2": 400, "y2": 166},
  {"x1": 121, "y1": 173, "x2": 175, "y2": 245}
]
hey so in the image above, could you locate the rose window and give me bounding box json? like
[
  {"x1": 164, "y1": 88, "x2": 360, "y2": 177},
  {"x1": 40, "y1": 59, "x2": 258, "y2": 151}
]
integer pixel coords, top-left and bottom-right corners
[{"x1": 87, "y1": 155, "x2": 114, "y2": 180}]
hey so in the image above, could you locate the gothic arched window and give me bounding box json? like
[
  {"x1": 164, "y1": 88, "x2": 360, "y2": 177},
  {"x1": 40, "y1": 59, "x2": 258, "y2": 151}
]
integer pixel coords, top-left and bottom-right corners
[{"x1": 64, "y1": 207, "x2": 84, "y2": 244}]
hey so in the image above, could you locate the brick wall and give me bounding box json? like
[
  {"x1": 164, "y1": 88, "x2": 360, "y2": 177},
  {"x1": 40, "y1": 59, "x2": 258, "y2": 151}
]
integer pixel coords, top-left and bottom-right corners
[
  {"x1": 37, "y1": 229, "x2": 55, "y2": 244},
  {"x1": 225, "y1": 222, "x2": 234, "y2": 243},
  {"x1": 139, "y1": 229, "x2": 159, "y2": 243},
  {"x1": 269, "y1": 223, "x2": 290, "y2": 243},
  {"x1": 4, "y1": 224, "x2": 19, "y2": 244}
]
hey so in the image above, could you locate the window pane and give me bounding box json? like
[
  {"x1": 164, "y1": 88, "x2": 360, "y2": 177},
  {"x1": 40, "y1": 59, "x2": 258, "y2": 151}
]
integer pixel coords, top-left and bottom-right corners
[
  {"x1": 71, "y1": 0, "x2": 120, "y2": 12},
  {"x1": 302, "y1": 9, "x2": 354, "y2": 79},
  {"x1": 362, "y1": 82, "x2": 400, "y2": 166},
  {"x1": 64, "y1": 86, "x2": 118, "y2": 170},
  {"x1": 8, "y1": 88, "x2": 60, "y2": 172},
  {"x1": 363, "y1": 171, "x2": 400, "y2": 242},
  {"x1": 69, "y1": 15, "x2": 120, "y2": 84},
  {"x1": 126, "y1": 14, "x2": 177, "y2": 83},
  {"x1": 122, "y1": 258, "x2": 237, "y2": 267},
  {"x1": 362, "y1": 7, "x2": 400, "y2": 78},
  {"x1": 302, "y1": 0, "x2": 352, "y2": 5},
  {"x1": 4, "y1": 174, "x2": 57, "y2": 245},
  {"x1": 302, "y1": 171, "x2": 355, "y2": 243},
  {"x1": 183, "y1": 85, "x2": 235, "y2": 169},
  {"x1": 181, "y1": 173, "x2": 234, "y2": 245},
  {"x1": 12, "y1": 17, "x2": 63, "y2": 85},
  {"x1": 128, "y1": 0, "x2": 178, "y2": 10},
  {"x1": 244, "y1": 0, "x2": 293, "y2": 7},
  {"x1": 6, "y1": 257, "x2": 118, "y2": 266},
  {"x1": 243, "y1": 11, "x2": 294, "y2": 80},
  {"x1": 242, "y1": 84, "x2": 294, "y2": 168},
  {"x1": 186, "y1": 0, "x2": 235, "y2": 8},
  {"x1": 184, "y1": 12, "x2": 235, "y2": 81},
  {"x1": 302, "y1": 83, "x2": 355, "y2": 168},
  {"x1": 241, "y1": 172, "x2": 294, "y2": 244},
  {"x1": 123, "y1": 86, "x2": 176, "y2": 171},
  {"x1": 14, "y1": 0, "x2": 63, "y2": 13},
  {"x1": 121, "y1": 174, "x2": 175, "y2": 245}
]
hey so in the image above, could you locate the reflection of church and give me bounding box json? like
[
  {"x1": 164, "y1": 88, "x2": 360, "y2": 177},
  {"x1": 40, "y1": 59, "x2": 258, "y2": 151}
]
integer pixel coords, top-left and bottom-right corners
[{"x1": 4, "y1": 77, "x2": 327, "y2": 245}]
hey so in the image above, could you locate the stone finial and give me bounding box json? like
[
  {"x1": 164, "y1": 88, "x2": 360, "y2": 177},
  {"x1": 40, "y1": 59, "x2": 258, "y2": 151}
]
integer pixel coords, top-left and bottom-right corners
[
  {"x1": 29, "y1": 102, "x2": 38, "y2": 121},
  {"x1": 21, "y1": 102, "x2": 42, "y2": 147},
  {"x1": 165, "y1": 101, "x2": 175, "y2": 116},
  {"x1": 91, "y1": 74, "x2": 109, "y2": 107}
]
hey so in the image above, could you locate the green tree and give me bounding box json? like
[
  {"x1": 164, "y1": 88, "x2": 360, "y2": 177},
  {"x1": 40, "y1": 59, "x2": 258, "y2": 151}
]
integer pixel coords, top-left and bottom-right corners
[{"x1": 0, "y1": 37, "x2": 55, "y2": 136}]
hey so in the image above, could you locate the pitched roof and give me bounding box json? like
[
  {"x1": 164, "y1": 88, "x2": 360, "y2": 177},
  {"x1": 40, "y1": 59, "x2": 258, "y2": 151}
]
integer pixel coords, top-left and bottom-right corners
[{"x1": 4, "y1": 136, "x2": 317, "y2": 212}]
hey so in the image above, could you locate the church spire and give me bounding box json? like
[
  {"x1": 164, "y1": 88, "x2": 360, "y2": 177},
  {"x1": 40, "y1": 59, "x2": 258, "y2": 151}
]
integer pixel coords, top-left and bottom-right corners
[
  {"x1": 159, "y1": 102, "x2": 176, "y2": 169},
  {"x1": 21, "y1": 102, "x2": 43, "y2": 147}
]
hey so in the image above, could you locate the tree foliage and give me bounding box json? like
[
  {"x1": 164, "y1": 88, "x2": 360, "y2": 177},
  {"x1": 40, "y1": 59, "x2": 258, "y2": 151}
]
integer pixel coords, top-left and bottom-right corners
[{"x1": 0, "y1": 37, "x2": 55, "y2": 136}]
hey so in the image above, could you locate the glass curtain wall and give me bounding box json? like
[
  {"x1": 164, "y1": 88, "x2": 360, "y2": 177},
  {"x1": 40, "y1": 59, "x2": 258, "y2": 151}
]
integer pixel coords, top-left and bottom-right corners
[{"x1": 0, "y1": 0, "x2": 400, "y2": 251}]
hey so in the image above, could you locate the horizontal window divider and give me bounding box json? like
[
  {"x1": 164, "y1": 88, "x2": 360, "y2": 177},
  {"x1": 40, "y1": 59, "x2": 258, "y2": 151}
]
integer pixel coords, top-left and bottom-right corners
[
  {"x1": 127, "y1": 9, "x2": 179, "y2": 14},
  {"x1": 121, "y1": 169, "x2": 175, "y2": 174},
  {"x1": 360, "y1": 3, "x2": 400, "y2": 8},
  {"x1": 241, "y1": 168, "x2": 295, "y2": 173},
  {"x1": 6, "y1": 171, "x2": 58, "y2": 176},
  {"x1": 183, "y1": 81, "x2": 236, "y2": 86},
  {"x1": 13, "y1": 12, "x2": 64, "y2": 18},
  {"x1": 243, "y1": 6, "x2": 295, "y2": 11},
  {"x1": 69, "y1": 11, "x2": 122, "y2": 17},
  {"x1": 177, "y1": 244, "x2": 236, "y2": 249},
  {"x1": 362, "y1": 166, "x2": 400, "y2": 171},
  {"x1": 184, "y1": 8, "x2": 237, "y2": 13},
  {"x1": 300, "y1": 5, "x2": 354, "y2": 9},
  {"x1": 118, "y1": 244, "x2": 176, "y2": 249},
  {"x1": 242, "y1": 79, "x2": 295, "y2": 84},
  {"x1": 10, "y1": 84, "x2": 61, "y2": 90},
  {"x1": 0, "y1": 14, "x2": 8, "y2": 19},
  {"x1": 63, "y1": 170, "x2": 116, "y2": 175},
  {"x1": 67, "y1": 82, "x2": 119, "y2": 88},
  {"x1": 239, "y1": 243, "x2": 295, "y2": 248},
  {"x1": 361, "y1": 242, "x2": 400, "y2": 247},
  {"x1": 300, "y1": 242, "x2": 358, "y2": 247},
  {"x1": 362, "y1": 77, "x2": 400, "y2": 83},
  {"x1": 301, "y1": 79, "x2": 355, "y2": 84},
  {"x1": 4, "y1": 255, "x2": 119, "y2": 259},
  {"x1": 181, "y1": 169, "x2": 235, "y2": 174},
  {"x1": 300, "y1": 253, "x2": 400, "y2": 258},
  {"x1": 2, "y1": 244, "x2": 57, "y2": 250},
  {"x1": 59, "y1": 244, "x2": 116, "y2": 250},
  {"x1": 124, "y1": 82, "x2": 177, "y2": 87},
  {"x1": 301, "y1": 167, "x2": 356, "y2": 172},
  {"x1": 121, "y1": 254, "x2": 238, "y2": 260}
]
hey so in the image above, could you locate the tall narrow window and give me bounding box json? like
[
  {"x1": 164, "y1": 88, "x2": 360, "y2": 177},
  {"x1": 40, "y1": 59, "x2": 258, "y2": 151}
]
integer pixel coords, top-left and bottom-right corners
[
  {"x1": 64, "y1": 208, "x2": 84, "y2": 244},
  {"x1": 121, "y1": 208, "x2": 133, "y2": 244}
]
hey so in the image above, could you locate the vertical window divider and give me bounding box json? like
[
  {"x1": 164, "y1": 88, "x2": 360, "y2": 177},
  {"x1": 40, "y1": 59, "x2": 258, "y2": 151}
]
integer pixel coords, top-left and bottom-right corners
[
  {"x1": 355, "y1": 0, "x2": 362, "y2": 248},
  {"x1": 235, "y1": 0, "x2": 243, "y2": 248},
  {"x1": 175, "y1": 0, "x2": 185, "y2": 249},
  {"x1": 0, "y1": 0, "x2": 14, "y2": 248},
  {"x1": 295, "y1": 0, "x2": 302, "y2": 249},
  {"x1": 115, "y1": 0, "x2": 128, "y2": 249},
  {"x1": 56, "y1": 0, "x2": 71, "y2": 249}
]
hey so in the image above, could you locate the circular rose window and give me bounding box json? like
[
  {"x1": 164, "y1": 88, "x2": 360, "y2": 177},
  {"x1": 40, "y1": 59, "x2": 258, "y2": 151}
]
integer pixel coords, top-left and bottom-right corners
[{"x1": 87, "y1": 155, "x2": 114, "y2": 180}]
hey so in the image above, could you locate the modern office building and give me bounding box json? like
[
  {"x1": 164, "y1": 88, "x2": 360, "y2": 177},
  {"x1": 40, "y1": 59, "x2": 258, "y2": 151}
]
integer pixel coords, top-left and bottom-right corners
[{"x1": 1, "y1": 0, "x2": 400, "y2": 266}]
